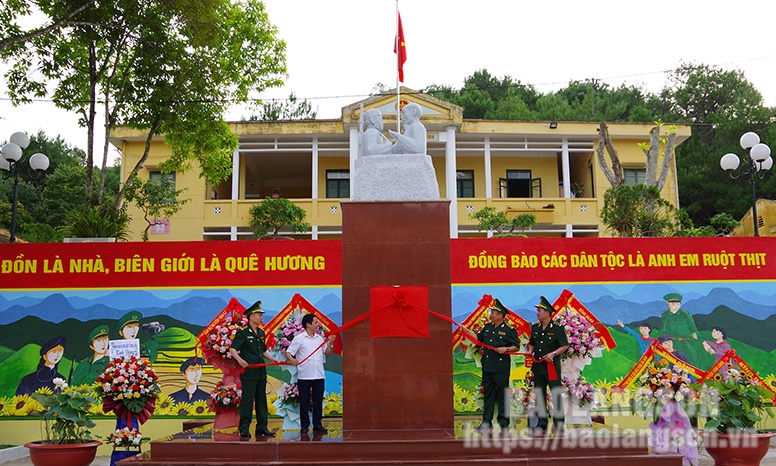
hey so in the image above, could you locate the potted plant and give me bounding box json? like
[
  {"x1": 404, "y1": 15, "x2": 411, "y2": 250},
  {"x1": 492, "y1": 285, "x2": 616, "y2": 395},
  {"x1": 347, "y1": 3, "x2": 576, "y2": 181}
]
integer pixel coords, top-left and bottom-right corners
[
  {"x1": 570, "y1": 182, "x2": 584, "y2": 198},
  {"x1": 698, "y1": 368, "x2": 775, "y2": 466},
  {"x1": 25, "y1": 378, "x2": 102, "y2": 466},
  {"x1": 248, "y1": 196, "x2": 311, "y2": 239}
]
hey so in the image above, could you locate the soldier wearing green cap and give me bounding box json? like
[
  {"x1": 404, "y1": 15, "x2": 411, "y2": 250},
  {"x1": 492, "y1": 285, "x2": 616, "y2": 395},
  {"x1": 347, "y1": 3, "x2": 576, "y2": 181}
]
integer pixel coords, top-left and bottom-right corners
[
  {"x1": 466, "y1": 298, "x2": 519, "y2": 433},
  {"x1": 527, "y1": 296, "x2": 568, "y2": 436},
  {"x1": 229, "y1": 300, "x2": 283, "y2": 440},
  {"x1": 71, "y1": 325, "x2": 111, "y2": 386},
  {"x1": 116, "y1": 311, "x2": 164, "y2": 362},
  {"x1": 660, "y1": 293, "x2": 700, "y2": 366}
]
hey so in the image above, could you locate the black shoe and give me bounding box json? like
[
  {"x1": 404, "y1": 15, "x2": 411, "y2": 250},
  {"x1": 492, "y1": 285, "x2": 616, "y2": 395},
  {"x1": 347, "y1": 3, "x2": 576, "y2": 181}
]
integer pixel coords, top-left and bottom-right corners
[
  {"x1": 300, "y1": 428, "x2": 308, "y2": 433},
  {"x1": 256, "y1": 428, "x2": 275, "y2": 436},
  {"x1": 312, "y1": 426, "x2": 328, "y2": 433},
  {"x1": 239, "y1": 434, "x2": 251, "y2": 441}
]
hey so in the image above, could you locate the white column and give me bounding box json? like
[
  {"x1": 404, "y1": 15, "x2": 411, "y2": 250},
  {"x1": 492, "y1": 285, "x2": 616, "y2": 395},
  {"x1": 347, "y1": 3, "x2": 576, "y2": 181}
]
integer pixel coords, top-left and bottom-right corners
[
  {"x1": 231, "y1": 148, "x2": 240, "y2": 201},
  {"x1": 445, "y1": 126, "x2": 458, "y2": 238},
  {"x1": 312, "y1": 137, "x2": 319, "y2": 199},
  {"x1": 484, "y1": 137, "x2": 492, "y2": 198},
  {"x1": 561, "y1": 138, "x2": 571, "y2": 198},
  {"x1": 348, "y1": 126, "x2": 359, "y2": 200},
  {"x1": 562, "y1": 138, "x2": 572, "y2": 237},
  {"x1": 231, "y1": 226, "x2": 237, "y2": 241}
]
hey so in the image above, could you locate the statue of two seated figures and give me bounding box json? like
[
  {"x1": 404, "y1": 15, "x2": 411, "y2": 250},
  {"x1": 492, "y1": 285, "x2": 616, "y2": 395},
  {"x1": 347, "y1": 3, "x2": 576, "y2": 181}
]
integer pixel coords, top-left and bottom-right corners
[{"x1": 355, "y1": 103, "x2": 439, "y2": 201}]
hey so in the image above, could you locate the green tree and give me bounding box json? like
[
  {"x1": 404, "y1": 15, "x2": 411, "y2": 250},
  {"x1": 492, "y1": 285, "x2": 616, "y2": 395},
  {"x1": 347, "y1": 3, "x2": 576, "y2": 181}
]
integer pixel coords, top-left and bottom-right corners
[
  {"x1": 124, "y1": 174, "x2": 188, "y2": 241},
  {"x1": 250, "y1": 91, "x2": 318, "y2": 121},
  {"x1": 59, "y1": 205, "x2": 131, "y2": 241},
  {"x1": 2, "y1": 0, "x2": 287, "y2": 213},
  {"x1": 0, "y1": 0, "x2": 95, "y2": 53},
  {"x1": 248, "y1": 197, "x2": 310, "y2": 237},
  {"x1": 600, "y1": 184, "x2": 678, "y2": 237},
  {"x1": 469, "y1": 206, "x2": 537, "y2": 237}
]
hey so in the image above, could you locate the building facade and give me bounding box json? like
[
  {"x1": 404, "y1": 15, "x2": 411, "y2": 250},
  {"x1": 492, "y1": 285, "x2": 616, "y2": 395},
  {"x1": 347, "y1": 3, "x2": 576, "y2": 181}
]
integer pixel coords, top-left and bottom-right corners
[{"x1": 111, "y1": 88, "x2": 691, "y2": 241}]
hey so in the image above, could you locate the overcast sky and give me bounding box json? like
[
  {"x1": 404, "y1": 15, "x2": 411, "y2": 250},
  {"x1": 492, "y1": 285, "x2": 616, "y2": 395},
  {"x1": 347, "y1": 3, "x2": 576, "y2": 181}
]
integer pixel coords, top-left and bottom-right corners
[{"x1": 2, "y1": 0, "x2": 776, "y2": 159}]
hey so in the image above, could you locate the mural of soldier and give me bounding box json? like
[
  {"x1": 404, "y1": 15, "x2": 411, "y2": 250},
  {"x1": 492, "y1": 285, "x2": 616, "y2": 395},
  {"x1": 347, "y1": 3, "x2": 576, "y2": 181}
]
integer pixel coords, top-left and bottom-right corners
[
  {"x1": 70, "y1": 325, "x2": 111, "y2": 386},
  {"x1": 15, "y1": 336, "x2": 68, "y2": 395},
  {"x1": 660, "y1": 293, "x2": 700, "y2": 366},
  {"x1": 169, "y1": 357, "x2": 209, "y2": 404},
  {"x1": 116, "y1": 311, "x2": 164, "y2": 362}
]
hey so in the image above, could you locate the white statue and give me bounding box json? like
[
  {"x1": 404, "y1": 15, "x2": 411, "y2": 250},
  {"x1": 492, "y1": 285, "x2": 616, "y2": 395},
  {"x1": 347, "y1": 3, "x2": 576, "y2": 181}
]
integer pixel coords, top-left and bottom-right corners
[
  {"x1": 360, "y1": 109, "x2": 393, "y2": 156},
  {"x1": 389, "y1": 102, "x2": 426, "y2": 155}
]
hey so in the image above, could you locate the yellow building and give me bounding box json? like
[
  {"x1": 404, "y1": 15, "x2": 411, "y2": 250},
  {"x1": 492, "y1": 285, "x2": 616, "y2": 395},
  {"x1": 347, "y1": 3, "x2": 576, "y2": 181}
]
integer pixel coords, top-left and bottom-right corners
[
  {"x1": 731, "y1": 198, "x2": 776, "y2": 237},
  {"x1": 111, "y1": 88, "x2": 691, "y2": 241}
]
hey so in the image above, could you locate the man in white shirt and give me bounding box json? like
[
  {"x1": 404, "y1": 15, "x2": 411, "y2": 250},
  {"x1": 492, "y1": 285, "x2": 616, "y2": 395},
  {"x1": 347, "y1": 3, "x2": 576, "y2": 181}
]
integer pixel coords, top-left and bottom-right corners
[{"x1": 285, "y1": 314, "x2": 335, "y2": 433}]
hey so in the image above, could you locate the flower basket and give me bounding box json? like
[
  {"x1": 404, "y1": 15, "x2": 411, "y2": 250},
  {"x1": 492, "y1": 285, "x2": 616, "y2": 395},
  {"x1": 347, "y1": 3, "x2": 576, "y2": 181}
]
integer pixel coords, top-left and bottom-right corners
[
  {"x1": 208, "y1": 382, "x2": 241, "y2": 430},
  {"x1": 96, "y1": 356, "x2": 161, "y2": 426},
  {"x1": 553, "y1": 307, "x2": 604, "y2": 363},
  {"x1": 200, "y1": 308, "x2": 247, "y2": 382}
]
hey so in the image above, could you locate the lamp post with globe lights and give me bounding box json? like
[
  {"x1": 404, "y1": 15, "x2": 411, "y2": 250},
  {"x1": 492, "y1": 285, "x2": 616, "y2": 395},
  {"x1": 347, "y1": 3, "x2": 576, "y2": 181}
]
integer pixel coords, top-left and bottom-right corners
[
  {"x1": 720, "y1": 132, "x2": 772, "y2": 237},
  {"x1": 0, "y1": 132, "x2": 49, "y2": 243}
]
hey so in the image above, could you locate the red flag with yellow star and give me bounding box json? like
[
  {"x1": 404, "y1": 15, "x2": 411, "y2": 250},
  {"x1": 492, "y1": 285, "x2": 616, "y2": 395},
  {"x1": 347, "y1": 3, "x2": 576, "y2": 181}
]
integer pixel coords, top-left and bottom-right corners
[{"x1": 394, "y1": 12, "x2": 406, "y2": 82}]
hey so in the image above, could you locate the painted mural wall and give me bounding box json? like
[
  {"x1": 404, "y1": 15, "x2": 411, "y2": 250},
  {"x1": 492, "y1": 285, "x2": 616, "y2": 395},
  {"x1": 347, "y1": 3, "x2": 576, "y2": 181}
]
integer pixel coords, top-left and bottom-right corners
[{"x1": 0, "y1": 237, "x2": 773, "y2": 418}]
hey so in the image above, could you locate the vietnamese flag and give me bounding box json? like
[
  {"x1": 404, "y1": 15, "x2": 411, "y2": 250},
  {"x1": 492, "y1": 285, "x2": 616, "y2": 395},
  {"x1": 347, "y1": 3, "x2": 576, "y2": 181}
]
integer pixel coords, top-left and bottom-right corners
[{"x1": 394, "y1": 12, "x2": 406, "y2": 82}]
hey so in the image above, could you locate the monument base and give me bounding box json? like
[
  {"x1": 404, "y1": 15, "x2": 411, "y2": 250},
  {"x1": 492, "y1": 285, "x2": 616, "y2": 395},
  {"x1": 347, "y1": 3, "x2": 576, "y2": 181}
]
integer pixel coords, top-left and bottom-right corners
[
  {"x1": 352, "y1": 154, "x2": 440, "y2": 201},
  {"x1": 122, "y1": 418, "x2": 684, "y2": 466}
]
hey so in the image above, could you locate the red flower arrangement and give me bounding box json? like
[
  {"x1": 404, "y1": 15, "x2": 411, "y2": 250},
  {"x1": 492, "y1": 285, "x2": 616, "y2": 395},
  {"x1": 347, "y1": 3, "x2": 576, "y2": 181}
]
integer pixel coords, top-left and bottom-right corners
[
  {"x1": 201, "y1": 309, "x2": 247, "y2": 370},
  {"x1": 96, "y1": 356, "x2": 161, "y2": 424},
  {"x1": 207, "y1": 382, "x2": 241, "y2": 411}
]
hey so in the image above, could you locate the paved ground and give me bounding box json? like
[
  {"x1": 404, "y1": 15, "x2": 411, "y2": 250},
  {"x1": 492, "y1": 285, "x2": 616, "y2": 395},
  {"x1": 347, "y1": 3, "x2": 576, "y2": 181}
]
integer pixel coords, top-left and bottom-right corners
[{"x1": 3, "y1": 445, "x2": 775, "y2": 465}]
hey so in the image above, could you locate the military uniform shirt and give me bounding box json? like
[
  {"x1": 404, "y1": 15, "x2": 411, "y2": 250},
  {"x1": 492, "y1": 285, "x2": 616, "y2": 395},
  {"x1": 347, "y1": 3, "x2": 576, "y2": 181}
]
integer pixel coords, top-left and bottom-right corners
[
  {"x1": 477, "y1": 322, "x2": 519, "y2": 373},
  {"x1": 528, "y1": 320, "x2": 568, "y2": 375},
  {"x1": 231, "y1": 325, "x2": 268, "y2": 381}
]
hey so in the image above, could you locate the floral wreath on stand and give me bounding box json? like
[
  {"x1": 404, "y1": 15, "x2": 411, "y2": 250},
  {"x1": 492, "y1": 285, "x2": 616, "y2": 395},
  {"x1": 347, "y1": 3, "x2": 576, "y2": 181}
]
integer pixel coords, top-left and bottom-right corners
[
  {"x1": 201, "y1": 308, "x2": 248, "y2": 372},
  {"x1": 633, "y1": 362, "x2": 699, "y2": 465},
  {"x1": 96, "y1": 356, "x2": 161, "y2": 428},
  {"x1": 552, "y1": 307, "x2": 603, "y2": 360}
]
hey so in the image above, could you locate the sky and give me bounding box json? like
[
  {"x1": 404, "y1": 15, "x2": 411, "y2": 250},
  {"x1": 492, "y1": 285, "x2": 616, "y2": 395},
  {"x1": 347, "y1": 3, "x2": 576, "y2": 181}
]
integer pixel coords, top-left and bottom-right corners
[{"x1": 2, "y1": 0, "x2": 776, "y2": 160}]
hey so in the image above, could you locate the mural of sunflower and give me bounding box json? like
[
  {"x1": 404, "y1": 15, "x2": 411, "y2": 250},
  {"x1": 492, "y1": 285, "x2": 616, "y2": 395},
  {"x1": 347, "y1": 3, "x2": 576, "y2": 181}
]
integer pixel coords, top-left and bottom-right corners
[
  {"x1": 453, "y1": 383, "x2": 478, "y2": 413},
  {"x1": 0, "y1": 397, "x2": 10, "y2": 416},
  {"x1": 174, "y1": 402, "x2": 193, "y2": 417},
  {"x1": 9, "y1": 395, "x2": 38, "y2": 416},
  {"x1": 155, "y1": 394, "x2": 176, "y2": 416},
  {"x1": 323, "y1": 392, "x2": 342, "y2": 415},
  {"x1": 267, "y1": 394, "x2": 279, "y2": 415},
  {"x1": 191, "y1": 400, "x2": 209, "y2": 416}
]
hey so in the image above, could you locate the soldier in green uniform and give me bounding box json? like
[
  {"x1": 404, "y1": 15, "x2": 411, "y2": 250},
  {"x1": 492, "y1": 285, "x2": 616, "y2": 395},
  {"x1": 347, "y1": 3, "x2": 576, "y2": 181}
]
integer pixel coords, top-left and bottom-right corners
[
  {"x1": 527, "y1": 296, "x2": 568, "y2": 436},
  {"x1": 660, "y1": 293, "x2": 700, "y2": 366},
  {"x1": 70, "y1": 325, "x2": 111, "y2": 386},
  {"x1": 229, "y1": 300, "x2": 283, "y2": 440},
  {"x1": 470, "y1": 299, "x2": 520, "y2": 433},
  {"x1": 116, "y1": 311, "x2": 163, "y2": 362}
]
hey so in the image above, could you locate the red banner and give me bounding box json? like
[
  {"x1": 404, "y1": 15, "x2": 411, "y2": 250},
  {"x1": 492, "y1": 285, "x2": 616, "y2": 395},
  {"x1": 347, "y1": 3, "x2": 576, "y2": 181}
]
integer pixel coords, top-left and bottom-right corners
[
  {"x1": 450, "y1": 237, "x2": 773, "y2": 284},
  {"x1": 0, "y1": 240, "x2": 341, "y2": 289}
]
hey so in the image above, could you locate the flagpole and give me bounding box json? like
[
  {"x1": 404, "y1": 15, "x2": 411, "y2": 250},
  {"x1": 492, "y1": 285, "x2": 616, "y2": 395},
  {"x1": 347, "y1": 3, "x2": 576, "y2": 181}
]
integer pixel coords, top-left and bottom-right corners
[{"x1": 396, "y1": 0, "x2": 401, "y2": 133}]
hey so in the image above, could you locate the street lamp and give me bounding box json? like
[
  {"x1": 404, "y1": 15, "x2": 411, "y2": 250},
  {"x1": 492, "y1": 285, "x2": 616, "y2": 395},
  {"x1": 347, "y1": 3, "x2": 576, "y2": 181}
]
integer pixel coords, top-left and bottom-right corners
[
  {"x1": 720, "y1": 131, "x2": 772, "y2": 237},
  {"x1": 0, "y1": 132, "x2": 49, "y2": 243}
]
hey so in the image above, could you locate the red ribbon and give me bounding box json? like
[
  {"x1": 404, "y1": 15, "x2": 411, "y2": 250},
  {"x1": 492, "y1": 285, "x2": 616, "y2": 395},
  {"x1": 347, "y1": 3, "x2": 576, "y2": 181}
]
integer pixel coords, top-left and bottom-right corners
[{"x1": 102, "y1": 396, "x2": 156, "y2": 425}]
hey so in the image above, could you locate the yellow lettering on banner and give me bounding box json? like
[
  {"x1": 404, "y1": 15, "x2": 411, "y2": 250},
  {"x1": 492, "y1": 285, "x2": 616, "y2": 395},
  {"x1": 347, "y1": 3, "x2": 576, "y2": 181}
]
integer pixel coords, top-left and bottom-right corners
[
  {"x1": 161, "y1": 256, "x2": 195, "y2": 272},
  {"x1": 599, "y1": 251, "x2": 625, "y2": 270},
  {"x1": 69, "y1": 257, "x2": 107, "y2": 274},
  {"x1": 1, "y1": 255, "x2": 37, "y2": 274},
  {"x1": 570, "y1": 252, "x2": 598, "y2": 268},
  {"x1": 265, "y1": 255, "x2": 327, "y2": 271},
  {"x1": 114, "y1": 256, "x2": 154, "y2": 273},
  {"x1": 648, "y1": 254, "x2": 676, "y2": 267},
  {"x1": 43, "y1": 258, "x2": 63, "y2": 273},
  {"x1": 224, "y1": 254, "x2": 260, "y2": 273},
  {"x1": 510, "y1": 254, "x2": 538, "y2": 268},
  {"x1": 541, "y1": 253, "x2": 567, "y2": 268},
  {"x1": 702, "y1": 251, "x2": 736, "y2": 269},
  {"x1": 679, "y1": 254, "x2": 699, "y2": 267},
  {"x1": 200, "y1": 255, "x2": 221, "y2": 272},
  {"x1": 628, "y1": 251, "x2": 645, "y2": 267},
  {"x1": 738, "y1": 252, "x2": 766, "y2": 268}
]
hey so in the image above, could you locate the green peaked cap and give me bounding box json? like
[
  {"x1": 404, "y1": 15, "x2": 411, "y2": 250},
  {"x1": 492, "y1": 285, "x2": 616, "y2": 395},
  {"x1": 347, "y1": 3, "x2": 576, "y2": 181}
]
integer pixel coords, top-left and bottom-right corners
[
  {"x1": 663, "y1": 293, "x2": 682, "y2": 302},
  {"x1": 244, "y1": 300, "x2": 264, "y2": 316},
  {"x1": 116, "y1": 311, "x2": 142, "y2": 332},
  {"x1": 534, "y1": 296, "x2": 554, "y2": 313},
  {"x1": 490, "y1": 298, "x2": 509, "y2": 316}
]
